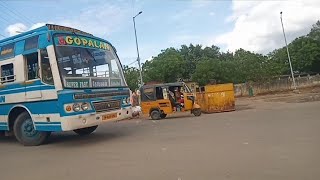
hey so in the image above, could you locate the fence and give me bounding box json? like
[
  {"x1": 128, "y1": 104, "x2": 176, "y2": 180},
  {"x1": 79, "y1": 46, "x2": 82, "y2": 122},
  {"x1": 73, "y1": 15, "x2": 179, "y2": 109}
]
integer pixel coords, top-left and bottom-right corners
[{"x1": 234, "y1": 74, "x2": 320, "y2": 97}]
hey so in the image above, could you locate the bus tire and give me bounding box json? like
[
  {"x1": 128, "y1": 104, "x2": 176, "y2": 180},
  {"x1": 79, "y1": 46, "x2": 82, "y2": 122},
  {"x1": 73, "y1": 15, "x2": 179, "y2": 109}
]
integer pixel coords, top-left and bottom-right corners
[
  {"x1": 13, "y1": 112, "x2": 51, "y2": 146},
  {"x1": 74, "y1": 126, "x2": 98, "y2": 136}
]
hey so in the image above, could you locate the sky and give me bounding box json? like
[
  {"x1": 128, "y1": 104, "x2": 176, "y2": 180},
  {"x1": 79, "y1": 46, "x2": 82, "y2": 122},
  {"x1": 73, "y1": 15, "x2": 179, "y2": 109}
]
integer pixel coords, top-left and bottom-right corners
[{"x1": 0, "y1": 0, "x2": 320, "y2": 67}]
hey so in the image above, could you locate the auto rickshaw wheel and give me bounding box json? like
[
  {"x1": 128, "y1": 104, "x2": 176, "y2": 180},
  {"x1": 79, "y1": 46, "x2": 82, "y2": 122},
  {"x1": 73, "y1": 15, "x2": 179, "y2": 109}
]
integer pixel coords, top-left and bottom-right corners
[
  {"x1": 160, "y1": 113, "x2": 167, "y2": 119},
  {"x1": 150, "y1": 110, "x2": 161, "y2": 120},
  {"x1": 192, "y1": 108, "x2": 202, "y2": 116}
]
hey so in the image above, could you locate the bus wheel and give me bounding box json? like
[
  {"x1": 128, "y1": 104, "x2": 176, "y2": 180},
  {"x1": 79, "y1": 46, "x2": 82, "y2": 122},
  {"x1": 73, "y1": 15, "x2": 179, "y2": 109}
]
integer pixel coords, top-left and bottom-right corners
[
  {"x1": 74, "y1": 126, "x2": 98, "y2": 136},
  {"x1": 192, "y1": 108, "x2": 202, "y2": 116},
  {"x1": 150, "y1": 110, "x2": 161, "y2": 120},
  {"x1": 13, "y1": 112, "x2": 51, "y2": 146}
]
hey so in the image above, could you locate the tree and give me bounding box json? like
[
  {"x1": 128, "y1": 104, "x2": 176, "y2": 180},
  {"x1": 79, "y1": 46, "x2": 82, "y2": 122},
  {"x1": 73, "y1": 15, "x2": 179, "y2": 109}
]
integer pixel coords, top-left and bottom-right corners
[
  {"x1": 289, "y1": 36, "x2": 320, "y2": 73},
  {"x1": 122, "y1": 20, "x2": 320, "y2": 87},
  {"x1": 308, "y1": 20, "x2": 320, "y2": 41},
  {"x1": 123, "y1": 65, "x2": 140, "y2": 91},
  {"x1": 143, "y1": 48, "x2": 186, "y2": 83},
  {"x1": 179, "y1": 44, "x2": 220, "y2": 79},
  {"x1": 268, "y1": 35, "x2": 320, "y2": 74}
]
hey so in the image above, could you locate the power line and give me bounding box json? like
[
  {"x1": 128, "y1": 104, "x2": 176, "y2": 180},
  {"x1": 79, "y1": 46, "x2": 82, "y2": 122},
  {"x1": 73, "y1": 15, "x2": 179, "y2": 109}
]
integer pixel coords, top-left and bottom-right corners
[
  {"x1": 0, "y1": 2, "x2": 34, "y2": 25},
  {"x1": 0, "y1": 2, "x2": 35, "y2": 25},
  {"x1": 0, "y1": 4, "x2": 30, "y2": 26},
  {"x1": 125, "y1": 59, "x2": 138, "y2": 66},
  {"x1": 0, "y1": 14, "x2": 13, "y2": 25},
  {"x1": 0, "y1": 33, "x2": 5, "y2": 38}
]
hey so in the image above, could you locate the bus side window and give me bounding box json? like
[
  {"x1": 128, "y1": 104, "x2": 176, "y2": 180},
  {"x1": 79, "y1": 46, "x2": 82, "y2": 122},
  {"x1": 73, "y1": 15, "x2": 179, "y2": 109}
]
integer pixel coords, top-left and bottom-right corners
[
  {"x1": 25, "y1": 52, "x2": 39, "y2": 80},
  {"x1": 1, "y1": 63, "x2": 15, "y2": 84},
  {"x1": 40, "y1": 49, "x2": 54, "y2": 85}
]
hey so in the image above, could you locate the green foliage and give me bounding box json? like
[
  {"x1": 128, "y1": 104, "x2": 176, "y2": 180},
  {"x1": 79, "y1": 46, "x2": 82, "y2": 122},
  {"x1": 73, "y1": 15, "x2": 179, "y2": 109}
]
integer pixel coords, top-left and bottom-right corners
[
  {"x1": 269, "y1": 35, "x2": 320, "y2": 74},
  {"x1": 290, "y1": 36, "x2": 320, "y2": 73},
  {"x1": 143, "y1": 48, "x2": 186, "y2": 83},
  {"x1": 124, "y1": 20, "x2": 320, "y2": 86},
  {"x1": 308, "y1": 20, "x2": 320, "y2": 41},
  {"x1": 123, "y1": 65, "x2": 140, "y2": 91}
]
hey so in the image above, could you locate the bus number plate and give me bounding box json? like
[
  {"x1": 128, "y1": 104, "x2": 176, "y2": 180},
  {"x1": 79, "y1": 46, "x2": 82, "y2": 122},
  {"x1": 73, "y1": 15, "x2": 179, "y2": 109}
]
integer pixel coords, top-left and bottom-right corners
[{"x1": 102, "y1": 113, "x2": 117, "y2": 120}]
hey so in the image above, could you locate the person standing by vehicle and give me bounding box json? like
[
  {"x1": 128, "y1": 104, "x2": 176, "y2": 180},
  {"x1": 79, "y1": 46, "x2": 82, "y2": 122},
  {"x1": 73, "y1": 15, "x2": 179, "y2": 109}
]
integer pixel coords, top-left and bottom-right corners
[
  {"x1": 131, "y1": 91, "x2": 141, "y2": 117},
  {"x1": 132, "y1": 91, "x2": 139, "y2": 107}
]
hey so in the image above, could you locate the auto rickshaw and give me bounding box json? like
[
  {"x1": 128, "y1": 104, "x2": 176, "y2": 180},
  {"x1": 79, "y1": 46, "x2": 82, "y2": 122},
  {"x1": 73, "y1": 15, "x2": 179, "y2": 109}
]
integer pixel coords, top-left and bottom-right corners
[{"x1": 140, "y1": 82, "x2": 201, "y2": 120}]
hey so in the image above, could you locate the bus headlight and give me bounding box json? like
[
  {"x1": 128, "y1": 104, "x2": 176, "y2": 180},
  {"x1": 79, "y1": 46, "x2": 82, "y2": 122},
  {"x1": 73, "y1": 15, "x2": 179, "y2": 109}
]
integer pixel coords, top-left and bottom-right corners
[
  {"x1": 81, "y1": 102, "x2": 90, "y2": 111},
  {"x1": 73, "y1": 103, "x2": 81, "y2": 112}
]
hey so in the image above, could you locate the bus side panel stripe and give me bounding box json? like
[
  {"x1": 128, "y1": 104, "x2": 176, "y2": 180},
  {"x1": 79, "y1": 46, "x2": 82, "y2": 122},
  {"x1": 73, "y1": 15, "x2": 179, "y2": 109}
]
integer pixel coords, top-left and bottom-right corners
[
  {"x1": 0, "y1": 121, "x2": 8, "y2": 130},
  {"x1": 35, "y1": 125, "x2": 62, "y2": 132},
  {"x1": 0, "y1": 126, "x2": 8, "y2": 130},
  {"x1": 34, "y1": 121, "x2": 62, "y2": 132},
  {"x1": 0, "y1": 100, "x2": 59, "y2": 115},
  {"x1": 0, "y1": 79, "x2": 44, "y2": 91},
  {"x1": 0, "y1": 85, "x2": 55, "y2": 95},
  {"x1": 34, "y1": 122, "x2": 61, "y2": 125}
]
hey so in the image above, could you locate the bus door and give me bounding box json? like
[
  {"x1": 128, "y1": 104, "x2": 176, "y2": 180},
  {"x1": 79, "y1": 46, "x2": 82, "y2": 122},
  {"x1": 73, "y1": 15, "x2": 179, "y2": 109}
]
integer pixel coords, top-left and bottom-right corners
[
  {"x1": 24, "y1": 49, "x2": 53, "y2": 99},
  {"x1": 24, "y1": 50, "x2": 42, "y2": 99}
]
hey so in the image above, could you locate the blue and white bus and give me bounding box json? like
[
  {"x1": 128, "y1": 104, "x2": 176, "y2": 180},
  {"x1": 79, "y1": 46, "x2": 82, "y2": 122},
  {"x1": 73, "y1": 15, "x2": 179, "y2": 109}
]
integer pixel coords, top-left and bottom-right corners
[{"x1": 0, "y1": 24, "x2": 132, "y2": 146}]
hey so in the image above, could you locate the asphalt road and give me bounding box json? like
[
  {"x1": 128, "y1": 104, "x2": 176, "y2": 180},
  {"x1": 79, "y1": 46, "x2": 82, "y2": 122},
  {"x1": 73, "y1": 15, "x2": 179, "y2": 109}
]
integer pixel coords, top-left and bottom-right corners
[{"x1": 1, "y1": 99, "x2": 320, "y2": 180}]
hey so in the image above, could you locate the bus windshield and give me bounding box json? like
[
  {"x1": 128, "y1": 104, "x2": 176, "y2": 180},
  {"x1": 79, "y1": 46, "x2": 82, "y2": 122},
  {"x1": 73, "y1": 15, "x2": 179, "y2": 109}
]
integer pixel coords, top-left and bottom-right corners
[{"x1": 54, "y1": 36, "x2": 126, "y2": 88}]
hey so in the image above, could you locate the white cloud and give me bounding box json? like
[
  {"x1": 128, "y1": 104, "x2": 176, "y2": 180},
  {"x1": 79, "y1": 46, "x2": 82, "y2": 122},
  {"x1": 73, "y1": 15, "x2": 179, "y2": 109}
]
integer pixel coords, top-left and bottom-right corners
[
  {"x1": 6, "y1": 23, "x2": 27, "y2": 36},
  {"x1": 30, "y1": 22, "x2": 48, "y2": 30},
  {"x1": 5, "y1": 21, "x2": 55, "y2": 36},
  {"x1": 209, "y1": 11, "x2": 215, "y2": 16},
  {"x1": 213, "y1": 0, "x2": 320, "y2": 54}
]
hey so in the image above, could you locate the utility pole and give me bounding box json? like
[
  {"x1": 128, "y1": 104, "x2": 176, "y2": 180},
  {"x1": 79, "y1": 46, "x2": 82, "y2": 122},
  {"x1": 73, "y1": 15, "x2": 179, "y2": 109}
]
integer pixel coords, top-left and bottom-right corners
[
  {"x1": 280, "y1": 11, "x2": 297, "y2": 90},
  {"x1": 133, "y1": 11, "x2": 143, "y2": 86}
]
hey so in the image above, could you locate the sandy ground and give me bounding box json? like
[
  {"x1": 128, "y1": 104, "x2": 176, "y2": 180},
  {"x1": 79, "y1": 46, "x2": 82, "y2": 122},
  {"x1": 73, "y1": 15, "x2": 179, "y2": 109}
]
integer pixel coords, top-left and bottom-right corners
[{"x1": 1, "y1": 88, "x2": 320, "y2": 180}]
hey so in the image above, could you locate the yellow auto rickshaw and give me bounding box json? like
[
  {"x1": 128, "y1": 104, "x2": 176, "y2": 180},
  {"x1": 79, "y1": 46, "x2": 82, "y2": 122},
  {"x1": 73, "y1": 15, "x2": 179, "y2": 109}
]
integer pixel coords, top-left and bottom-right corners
[{"x1": 140, "y1": 82, "x2": 201, "y2": 120}]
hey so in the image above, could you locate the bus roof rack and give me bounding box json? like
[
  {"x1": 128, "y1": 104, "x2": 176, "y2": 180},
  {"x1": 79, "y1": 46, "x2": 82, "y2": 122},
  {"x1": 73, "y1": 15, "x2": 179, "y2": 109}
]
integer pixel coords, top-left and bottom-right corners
[{"x1": 46, "y1": 24, "x2": 93, "y2": 36}]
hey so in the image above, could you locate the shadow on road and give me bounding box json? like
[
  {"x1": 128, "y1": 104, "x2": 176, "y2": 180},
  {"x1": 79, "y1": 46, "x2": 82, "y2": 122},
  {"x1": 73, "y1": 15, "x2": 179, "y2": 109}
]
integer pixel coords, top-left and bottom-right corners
[
  {"x1": 235, "y1": 104, "x2": 254, "y2": 111},
  {"x1": 46, "y1": 124, "x2": 140, "y2": 147},
  {"x1": 47, "y1": 132, "x2": 122, "y2": 146},
  {"x1": 0, "y1": 121, "x2": 142, "y2": 147},
  {"x1": 0, "y1": 136, "x2": 17, "y2": 145}
]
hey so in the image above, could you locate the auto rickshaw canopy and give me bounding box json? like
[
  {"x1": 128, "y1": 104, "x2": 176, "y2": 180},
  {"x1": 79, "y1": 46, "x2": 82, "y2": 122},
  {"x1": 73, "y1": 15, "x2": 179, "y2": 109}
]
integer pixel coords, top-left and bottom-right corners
[{"x1": 140, "y1": 82, "x2": 191, "y2": 102}]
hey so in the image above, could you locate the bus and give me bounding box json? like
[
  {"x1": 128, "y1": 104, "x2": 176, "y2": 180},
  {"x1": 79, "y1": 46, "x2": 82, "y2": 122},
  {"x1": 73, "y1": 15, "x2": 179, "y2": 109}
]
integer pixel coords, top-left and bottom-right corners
[{"x1": 0, "y1": 24, "x2": 132, "y2": 146}]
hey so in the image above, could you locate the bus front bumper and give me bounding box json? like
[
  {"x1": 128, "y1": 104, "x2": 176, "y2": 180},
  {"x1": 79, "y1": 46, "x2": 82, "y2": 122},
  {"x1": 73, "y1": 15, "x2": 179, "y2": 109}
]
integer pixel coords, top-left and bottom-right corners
[{"x1": 61, "y1": 107, "x2": 132, "y2": 131}]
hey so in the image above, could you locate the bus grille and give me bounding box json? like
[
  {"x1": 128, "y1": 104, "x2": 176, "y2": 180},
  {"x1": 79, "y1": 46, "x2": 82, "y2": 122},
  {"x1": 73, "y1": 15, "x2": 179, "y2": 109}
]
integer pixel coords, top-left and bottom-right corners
[
  {"x1": 74, "y1": 90, "x2": 130, "y2": 100},
  {"x1": 93, "y1": 100, "x2": 121, "y2": 112}
]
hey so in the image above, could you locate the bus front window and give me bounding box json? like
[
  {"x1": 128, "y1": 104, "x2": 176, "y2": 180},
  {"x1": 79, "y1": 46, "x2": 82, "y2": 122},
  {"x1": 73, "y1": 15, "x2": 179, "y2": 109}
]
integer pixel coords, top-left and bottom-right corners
[{"x1": 55, "y1": 45, "x2": 125, "y2": 88}]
